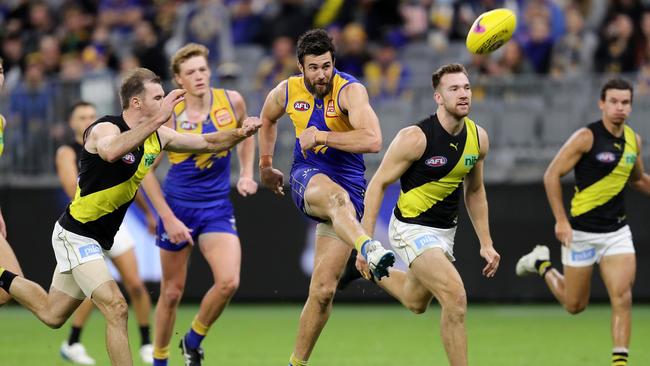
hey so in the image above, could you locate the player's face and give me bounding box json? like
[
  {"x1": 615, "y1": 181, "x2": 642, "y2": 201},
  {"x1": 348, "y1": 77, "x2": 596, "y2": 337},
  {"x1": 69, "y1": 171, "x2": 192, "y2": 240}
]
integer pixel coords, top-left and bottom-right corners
[
  {"x1": 138, "y1": 82, "x2": 165, "y2": 118},
  {"x1": 436, "y1": 72, "x2": 472, "y2": 119},
  {"x1": 300, "y1": 52, "x2": 334, "y2": 99},
  {"x1": 69, "y1": 105, "x2": 97, "y2": 135},
  {"x1": 175, "y1": 56, "x2": 211, "y2": 97},
  {"x1": 599, "y1": 89, "x2": 632, "y2": 125}
]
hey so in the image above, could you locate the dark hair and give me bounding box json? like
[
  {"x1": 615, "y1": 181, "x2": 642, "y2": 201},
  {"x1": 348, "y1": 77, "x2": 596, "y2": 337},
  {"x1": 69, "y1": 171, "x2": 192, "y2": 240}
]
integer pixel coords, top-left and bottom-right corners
[
  {"x1": 119, "y1": 68, "x2": 161, "y2": 109},
  {"x1": 431, "y1": 63, "x2": 469, "y2": 90},
  {"x1": 296, "y1": 29, "x2": 336, "y2": 66},
  {"x1": 600, "y1": 78, "x2": 633, "y2": 102},
  {"x1": 67, "y1": 101, "x2": 95, "y2": 121}
]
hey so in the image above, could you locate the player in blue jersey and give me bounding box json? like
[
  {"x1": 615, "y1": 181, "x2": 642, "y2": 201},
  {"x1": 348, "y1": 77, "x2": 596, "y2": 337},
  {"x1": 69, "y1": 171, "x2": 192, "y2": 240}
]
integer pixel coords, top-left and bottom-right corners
[
  {"x1": 140, "y1": 43, "x2": 257, "y2": 366},
  {"x1": 258, "y1": 29, "x2": 394, "y2": 366}
]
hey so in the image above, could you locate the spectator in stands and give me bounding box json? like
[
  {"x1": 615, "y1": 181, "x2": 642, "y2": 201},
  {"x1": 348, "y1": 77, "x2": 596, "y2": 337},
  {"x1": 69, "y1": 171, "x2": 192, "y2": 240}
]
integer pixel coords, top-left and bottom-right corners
[
  {"x1": 363, "y1": 41, "x2": 410, "y2": 101},
  {"x1": 517, "y1": 1, "x2": 558, "y2": 74},
  {"x1": 549, "y1": 4, "x2": 597, "y2": 79},
  {"x1": 0, "y1": 33, "x2": 24, "y2": 93},
  {"x1": 8, "y1": 52, "x2": 55, "y2": 173},
  {"x1": 23, "y1": 1, "x2": 55, "y2": 55},
  {"x1": 487, "y1": 41, "x2": 533, "y2": 78},
  {"x1": 335, "y1": 23, "x2": 371, "y2": 78},
  {"x1": 39, "y1": 35, "x2": 61, "y2": 79},
  {"x1": 133, "y1": 21, "x2": 169, "y2": 80},
  {"x1": 58, "y1": 4, "x2": 93, "y2": 55},
  {"x1": 229, "y1": 0, "x2": 264, "y2": 45},
  {"x1": 594, "y1": 13, "x2": 636, "y2": 73},
  {"x1": 98, "y1": 0, "x2": 144, "y2": 40},
  {"x1": 254, "y1": 36, "x2": 298, "y2": 94}
]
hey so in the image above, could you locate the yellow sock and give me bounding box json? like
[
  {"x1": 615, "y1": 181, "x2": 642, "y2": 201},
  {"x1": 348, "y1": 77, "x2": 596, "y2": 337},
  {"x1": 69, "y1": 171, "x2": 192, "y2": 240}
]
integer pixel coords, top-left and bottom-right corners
[
  {"x1": 191, "y1": 317, "x2": 210, "y2": 336},
  {"x1": 0, "y1": 267, "x2": 5, "y2": 277},
  {"x1": 289, "y1": 353, "x2": 308, "y2": 366},
  {"x1": 537, "y1": 261, "x2": 552, "y2": 276},
  {"x1": 153, "y1": 345, "x2": 169, "y2": 360},
  {"x1": 612, "y1": 351, "x2": 628, "y2": 366},
  {"x1": 354, "y1": 234, "x2": 371, "y2": 253}
]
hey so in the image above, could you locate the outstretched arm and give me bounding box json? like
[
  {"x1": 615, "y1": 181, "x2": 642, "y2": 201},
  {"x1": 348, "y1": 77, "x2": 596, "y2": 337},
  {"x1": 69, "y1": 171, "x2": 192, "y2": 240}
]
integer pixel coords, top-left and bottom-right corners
[
  {"x1": 543, "y1": 128, "x2": 592, "y2": 246},
  {"x1": 629, "y1": 134, "x2": 650, "y2": 194},
  {"x1": 259, "y1": 80, "x2": 288, "y2": 195},
  {"x1": 464, "y1": 126, "x2": 499, "y2": 277},
  {"x1": 300, "y1": 83, "x2": 382, "y2": 155},
  {"x1": 87, "y1": 89, "x2": 186, "y2": 162}
]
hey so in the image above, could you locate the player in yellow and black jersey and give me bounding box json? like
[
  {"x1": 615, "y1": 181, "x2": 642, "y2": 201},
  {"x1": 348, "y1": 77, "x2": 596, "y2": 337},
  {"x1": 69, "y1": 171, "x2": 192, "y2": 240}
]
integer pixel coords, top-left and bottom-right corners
[
  {"x1": 0, "y1": 68, "x2": 261, "y2": 365},
  {"x1": 0, "y1": 56, "x2": 25, "y2": 307},
  {"x1": 516, "y1": 78, "x2": 650, "y2": 366},
  {"x1": 359, "y1": 63, "x2": 501, "y2": 366}
]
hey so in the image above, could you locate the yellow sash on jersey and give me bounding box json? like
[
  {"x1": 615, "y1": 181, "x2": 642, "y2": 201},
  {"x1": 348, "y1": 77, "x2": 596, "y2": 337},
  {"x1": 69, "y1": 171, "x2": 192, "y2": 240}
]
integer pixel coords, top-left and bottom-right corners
[
  {"x1": 168, "y1": 88, "x2": 238, "y2": 168},
  {"x1": 286, "y1": 72, "x2": 356, "y2": 154},
  {"x1": 0, "y1": 114, "x2": 6, "y2": 157},
  {"x1": 69, "y1": 132, "x2": 161, "y2": 223},
  {"x1": 397, "y1": 119, "x2": 480, "y2": 218},
  {"x1": 571, "y1": 125, "x2": 637, "y2": 217}
]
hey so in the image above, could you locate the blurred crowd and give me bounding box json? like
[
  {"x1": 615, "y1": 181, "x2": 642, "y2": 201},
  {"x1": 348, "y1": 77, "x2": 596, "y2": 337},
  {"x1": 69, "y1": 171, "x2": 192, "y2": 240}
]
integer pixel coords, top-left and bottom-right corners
[{"x1": 2, "y1": 0, "x2": 650, "y2": 173}]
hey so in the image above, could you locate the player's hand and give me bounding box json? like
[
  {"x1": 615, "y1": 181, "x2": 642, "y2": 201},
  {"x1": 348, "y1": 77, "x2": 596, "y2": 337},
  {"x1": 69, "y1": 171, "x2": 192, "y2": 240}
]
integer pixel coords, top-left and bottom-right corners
[
  {"x1": 354, "y1": 252, "x2": 372, "y2": 280},
  {"x1": 157, "y1": 89, "x2": 186, "y2": 125},
  {"x1": 479, "y1": 245, "x2": 500, "y2": 278},
  {"x1": 0, "y1": 209, "x2": 6, "y2": 238},
  {"x1": 240, "y1": 117, "x2": 262, "y2": 137},
  {"x1": 161, "y1": 214, "x2": 194, "y2": 245},
  {"x1": 260, "y1": 166, "x2": 284, "y2": 195},
  {"x1": 145, "y1": 212, "x2": 157, "y2": 235},
  {"x1": 554, "y1": 220, "x2": 572, "y2": 247},
  {"x1": 237, "y1": 176, "x2": 258, "y2": 197},
  {"x1": 299, "y1": 126, "x2": 319, "y2": 158}
]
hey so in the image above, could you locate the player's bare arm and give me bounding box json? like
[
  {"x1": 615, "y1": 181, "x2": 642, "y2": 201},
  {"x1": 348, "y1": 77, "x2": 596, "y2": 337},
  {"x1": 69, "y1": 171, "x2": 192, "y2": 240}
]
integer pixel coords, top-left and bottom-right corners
[
  {"x1": 300, "y1": 83, "x2": 382, "y2": 155},
  {"x1": 228, "y1": 89, "x2": 258, "y2": 197},
  {"x1": 464, "y1": 126, "x2": 500, "y2": 277},
  {"x1": 55, "y1": 145, "x2": 79, "y2": 199},
  {"x1": 157, "y1": 117, "x2": 261, "y2": 153},
  {"x1": 543, "y1": 127, "x2": 593, "y2": 246},
  {"x1": 629, "y1": 133, "x2": 650, "y2": 194},
  {"x1": 362, "y1": 126, "x2": 426, "y2": 236},
  {"x1": 87, "y1": 89, "x2": 186, "y2": 162},
  {"x1": 259, "y1": 80, "x2": 288, "y2": 195},
  {"x1": 141, "y1": 172, "x2": 194, "y2": 245}
]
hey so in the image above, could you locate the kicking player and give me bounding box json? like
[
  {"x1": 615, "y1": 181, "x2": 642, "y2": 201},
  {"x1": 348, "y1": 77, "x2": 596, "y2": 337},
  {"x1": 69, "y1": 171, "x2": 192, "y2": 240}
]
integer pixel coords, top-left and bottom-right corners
[
  {"x1": 0, "y1": 67, "x2": 261, "y2": 365},
  {"x1": 140, "y1": 43, "x2": 257, "y2": 366},
  {"x1": 258, "y1": 29, "x2": 395, "y2": 366},
  {"x1": 0, "y1": 56, "x2": 24, "y2": 306},
  {"x1": 517, "y1": 78, "x2": 650, "y2": 366},
  {"x1": 358, "y1": 63, "x2": 500, "y2": 366},
  {"x1": 56, "y1": 101, "x2": 156, "y2": 364}
]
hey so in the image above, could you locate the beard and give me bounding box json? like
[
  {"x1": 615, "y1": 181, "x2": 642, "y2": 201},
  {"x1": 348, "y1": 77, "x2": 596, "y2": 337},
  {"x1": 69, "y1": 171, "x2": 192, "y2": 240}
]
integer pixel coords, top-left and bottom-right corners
[
  {"x1": 305, "y1": 77, "x2": 333, "y2": 99},
  {"x1": 444, "y1": 101, "x2": 471, "y2": 119}
]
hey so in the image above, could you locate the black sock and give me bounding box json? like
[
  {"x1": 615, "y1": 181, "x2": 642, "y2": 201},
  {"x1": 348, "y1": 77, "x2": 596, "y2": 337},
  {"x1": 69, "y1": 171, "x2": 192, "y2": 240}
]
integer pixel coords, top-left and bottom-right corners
[
  {"x1": 612, "y1": 351, "x2": 628, "y2": 365},
  {"x1": 140, "y1": 325, "x2": 151, "y2": 346},
  {"x1": 68, "y1": 326, "x2": 82, "y2": 345},
  {"x1": 534, "y1": 259, "x2": 552, "y2": 276},
  {"x1": 0, "y1": 268, "x2": 17, "y2": 292}
]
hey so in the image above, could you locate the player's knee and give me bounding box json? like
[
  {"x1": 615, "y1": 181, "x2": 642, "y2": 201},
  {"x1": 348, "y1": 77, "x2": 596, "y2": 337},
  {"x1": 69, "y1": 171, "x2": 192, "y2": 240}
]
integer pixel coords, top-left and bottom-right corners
[
  {"x1": 43, "y1": 314, "x2": 67, "y2": 329},
  {"x1": 0, "y1": 292, "x2": 11, "y2": 307},
  {"x1": 161, "y1": 284, "x2": 184, "y2": 306},
  {"x1": 216, "y1": 277, "x2": 239, "y2": 299},
  {"x1": 406, "y1": 301, "x2": 428, "y2": 314},
  {"x1": 611, "y1": 289, "x2": 633, "y2": 309},
  {"x1": 310, "y1": 283, "x2": 336, "y2": 308},
  {"x1": 564, "y1": 300, "x2": 587, "y2": 315},
  {"x1": 441, "y1": 289, "x2": 467, "y2": 322},
  {"x1": 124, "y1": 280, "x2": 147, "y2": 300},
  {"x1": 103, "y1": 297, "x2": 129, "y2": 323},
  {"x1": 328, "y1": 191, "x2": 351, "y2": 209}
]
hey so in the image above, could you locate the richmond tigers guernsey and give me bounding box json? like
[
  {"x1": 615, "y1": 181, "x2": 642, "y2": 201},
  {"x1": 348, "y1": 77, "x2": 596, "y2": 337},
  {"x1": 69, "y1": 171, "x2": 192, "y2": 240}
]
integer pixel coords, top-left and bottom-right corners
[
  {"x1": 0, "y1": 114, "x2": 5, "y2": 157},
  {"x1": 570, "y1": 121, "x2": 638, "y2": 233},
  {"x1": 394, "y1": 114, "x2": 480, "y2": 228},
  {"x1": 58, "y1": 115, "x2": 161, "y2": 249}
]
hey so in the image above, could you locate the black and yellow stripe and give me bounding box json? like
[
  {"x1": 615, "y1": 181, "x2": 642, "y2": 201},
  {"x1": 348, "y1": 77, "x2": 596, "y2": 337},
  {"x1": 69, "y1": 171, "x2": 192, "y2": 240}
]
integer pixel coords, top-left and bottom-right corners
[
  {"x1": 58, "y1": 115, "x2": 161, "y2": 250},
  {"x1": 570, "y1": 121, "x2": 637, "y2": 233},
  {"x1": 612, "y1": 352, "x2": 628, "y2": 366},
  {"x1": 394, "y1": 114, "x2": 480, "y2": 228}
]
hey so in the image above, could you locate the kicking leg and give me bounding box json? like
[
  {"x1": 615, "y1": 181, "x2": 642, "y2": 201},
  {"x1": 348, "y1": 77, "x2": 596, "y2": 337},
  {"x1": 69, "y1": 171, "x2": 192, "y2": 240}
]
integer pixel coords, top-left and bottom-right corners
[
  {"x1": 61, "y1": 298, "x2": 96, "y2": 365},
  {"x1": 0, "y1": 235, "x2": 23, "y2": 305}
]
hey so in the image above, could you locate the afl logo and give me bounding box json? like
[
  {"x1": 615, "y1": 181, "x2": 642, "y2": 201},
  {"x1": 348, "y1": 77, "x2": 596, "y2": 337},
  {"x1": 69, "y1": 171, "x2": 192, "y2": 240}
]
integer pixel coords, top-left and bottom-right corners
[
  {"x1": 294, "y1": 101, "x2": 310, "y2": 111},
  {"x1": 180, "y1": 121, "x2": 198, "y2": 130},
  {"x1": 122, "y1": 153, "x2": 136, "y2": 164},
  {"x1": 596, "y1": 152, "x2": 616, "y2": 163},
  {"x1": 425, "y1": 156, "x2": 447, "y2": 167}
]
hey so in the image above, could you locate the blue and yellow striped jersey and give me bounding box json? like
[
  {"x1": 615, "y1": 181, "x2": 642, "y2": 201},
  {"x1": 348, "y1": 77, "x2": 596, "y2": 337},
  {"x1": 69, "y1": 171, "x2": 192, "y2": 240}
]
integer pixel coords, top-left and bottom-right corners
[
  {"x1": 163, "y1": 88, "x2": 238, "y2": 207},
  {"x1": 286, "y1": 69, "x2": 366, "y2": 186}
]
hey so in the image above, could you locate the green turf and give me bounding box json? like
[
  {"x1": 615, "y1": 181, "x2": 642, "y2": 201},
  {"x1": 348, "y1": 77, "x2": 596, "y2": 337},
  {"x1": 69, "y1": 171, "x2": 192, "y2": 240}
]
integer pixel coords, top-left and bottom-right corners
[{"x1": 0, "y1": 303, "x2": 649, "y2": 365}]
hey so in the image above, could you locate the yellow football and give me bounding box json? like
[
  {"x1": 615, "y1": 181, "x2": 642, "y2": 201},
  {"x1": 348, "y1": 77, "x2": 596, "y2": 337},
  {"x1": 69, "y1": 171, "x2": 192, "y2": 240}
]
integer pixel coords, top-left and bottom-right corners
[{"x1": 466, "y1": 8, "x2": 517, "y2": 54}]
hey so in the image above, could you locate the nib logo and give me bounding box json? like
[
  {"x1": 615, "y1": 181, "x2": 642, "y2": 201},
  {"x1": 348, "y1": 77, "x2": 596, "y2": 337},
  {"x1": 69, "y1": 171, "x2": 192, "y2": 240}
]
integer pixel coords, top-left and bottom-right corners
[{"x1": 474, "y1": 17, "x2": 486, "y2": 33}]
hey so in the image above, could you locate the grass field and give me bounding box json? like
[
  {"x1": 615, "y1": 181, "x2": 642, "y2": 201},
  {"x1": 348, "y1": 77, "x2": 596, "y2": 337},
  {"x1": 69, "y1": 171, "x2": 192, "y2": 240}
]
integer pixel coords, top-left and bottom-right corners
[{"x1": 1, "y1": 303, "x2": 649, "y2": 365}]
